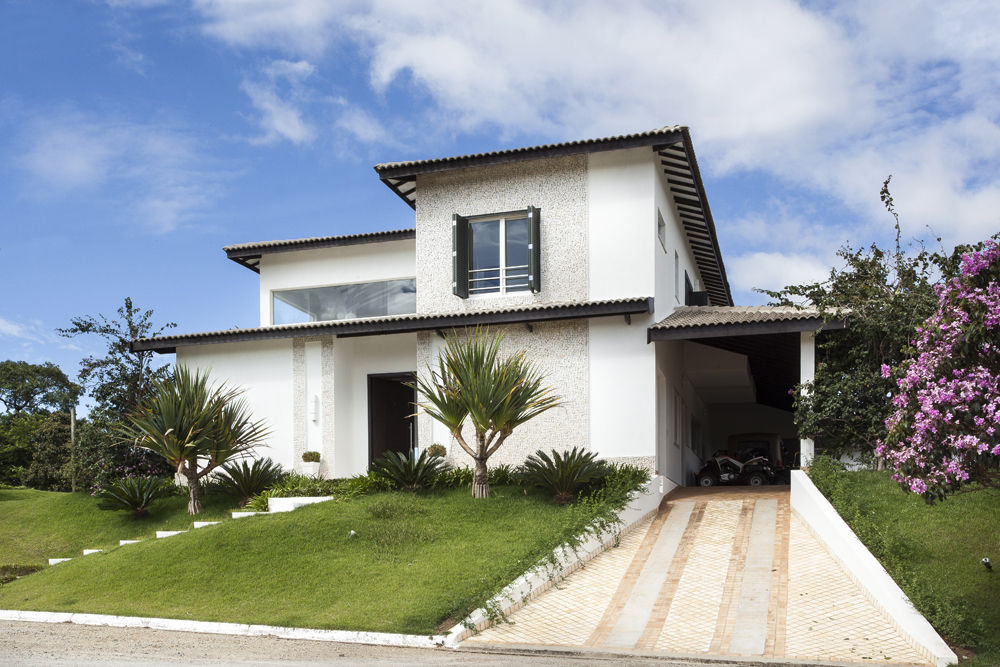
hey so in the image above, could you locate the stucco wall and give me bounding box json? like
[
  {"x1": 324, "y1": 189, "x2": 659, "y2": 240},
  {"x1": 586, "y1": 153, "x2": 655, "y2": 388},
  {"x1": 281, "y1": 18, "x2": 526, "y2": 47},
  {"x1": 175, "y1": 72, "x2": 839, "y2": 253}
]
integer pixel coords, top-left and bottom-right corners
[
  {"x1": 414, "y1": 154, "x2": 588, "y2": 313},
  {"x1": 416, "y1": 320, "x2": 589, "y2": 468},
  {"x1": 257, "y1": 239, "x2": 416, "y2": 325}
]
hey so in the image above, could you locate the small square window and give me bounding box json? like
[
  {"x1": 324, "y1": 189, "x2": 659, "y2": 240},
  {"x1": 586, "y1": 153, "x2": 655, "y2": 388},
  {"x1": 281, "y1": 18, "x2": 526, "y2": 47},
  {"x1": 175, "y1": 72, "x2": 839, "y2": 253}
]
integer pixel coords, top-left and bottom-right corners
[{"x1": 453, "y1": 207, "x2": 540, "y2": 298}]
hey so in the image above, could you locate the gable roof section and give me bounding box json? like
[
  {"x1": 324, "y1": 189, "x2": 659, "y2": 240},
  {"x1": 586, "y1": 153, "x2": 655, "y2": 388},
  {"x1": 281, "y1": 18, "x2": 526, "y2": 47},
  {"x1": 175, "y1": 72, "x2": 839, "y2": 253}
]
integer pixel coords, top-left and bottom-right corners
[
  {"x1": 374, "y1": 126, "x2": 732, "y2": 307},
  {"x1": 133, "y1": 297, "x2": 653, "y2": 353},
  {"x1": 647, "y1": 305, "x2": 848, "y2": 342},
  {"x1": 224, "y1": 229, "x2": 416, "y2": 273}
]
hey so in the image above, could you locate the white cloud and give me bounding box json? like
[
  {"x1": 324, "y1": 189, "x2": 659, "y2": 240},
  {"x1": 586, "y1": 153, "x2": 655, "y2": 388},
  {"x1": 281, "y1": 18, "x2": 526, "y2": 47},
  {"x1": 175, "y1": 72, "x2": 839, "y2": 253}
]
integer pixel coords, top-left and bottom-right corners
[
  {"x1": 727, "y1": 251, "x2": 836, "y2": 303},
  {"x1": 335, "y1": 105, "x2": 390, "y2": 144},
  {"x1": 18, "y1": 110, "x2": 226, "y2": 233},
  {"x1": 0, "y1": 316, "x2": 35, "y2": 341},
  {"x1": 240, "y1": 59, "x2": 317, "y2": 145},
  {"x1": 193, "y1": 0, "x2": 349, "y2": 57}
]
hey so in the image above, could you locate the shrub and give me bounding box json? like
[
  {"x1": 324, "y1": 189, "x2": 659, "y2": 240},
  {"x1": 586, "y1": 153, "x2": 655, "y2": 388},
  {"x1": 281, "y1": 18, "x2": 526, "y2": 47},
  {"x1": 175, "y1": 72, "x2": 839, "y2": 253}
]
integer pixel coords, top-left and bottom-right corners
[
  {"x1": 96, "y1": 476, "x2": 173, "y2": 517},
  {"x1": 216, "y1": 457, "x2": 286, "y2": 507},
  {"x1": 425, "y1": 444, "x2": 447, "y2": 459},
  {"x1": 301, "y1": 451, "x2": 320, "y2": 463},
  {"x1": 433, "y1": 466, "x2": 473, "y2": 489},
  {"x1": 488, "y1": 463, "x2": 518, "y2": 486},
  {"x1": 520, "y1": 447, "x2": 609, "y2": 503},
  {"x1": 372, "y1": 450, "x2": 448, "y2": 492}
]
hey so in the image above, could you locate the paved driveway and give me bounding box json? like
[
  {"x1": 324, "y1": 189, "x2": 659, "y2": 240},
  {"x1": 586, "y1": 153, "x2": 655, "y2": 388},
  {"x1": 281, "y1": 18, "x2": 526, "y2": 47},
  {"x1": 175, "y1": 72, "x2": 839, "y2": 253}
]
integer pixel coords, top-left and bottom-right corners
[{"x1": 464, "y1": 487, "x2": 935, "y2": 666}]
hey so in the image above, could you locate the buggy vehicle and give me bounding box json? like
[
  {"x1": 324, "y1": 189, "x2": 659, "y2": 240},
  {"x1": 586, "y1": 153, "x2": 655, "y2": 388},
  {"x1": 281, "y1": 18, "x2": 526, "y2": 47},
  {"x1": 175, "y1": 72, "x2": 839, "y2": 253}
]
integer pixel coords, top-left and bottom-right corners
[{"x1": 695, "y1": 447, "x2": 776, "y2": 487}]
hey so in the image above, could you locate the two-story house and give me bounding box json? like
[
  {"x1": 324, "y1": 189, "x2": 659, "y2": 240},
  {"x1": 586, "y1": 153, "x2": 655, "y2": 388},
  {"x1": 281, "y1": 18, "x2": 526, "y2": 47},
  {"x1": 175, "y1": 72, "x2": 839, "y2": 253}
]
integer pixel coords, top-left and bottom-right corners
[{"x1": 134, "y1": 127, "x2": 837, "y2": 492}]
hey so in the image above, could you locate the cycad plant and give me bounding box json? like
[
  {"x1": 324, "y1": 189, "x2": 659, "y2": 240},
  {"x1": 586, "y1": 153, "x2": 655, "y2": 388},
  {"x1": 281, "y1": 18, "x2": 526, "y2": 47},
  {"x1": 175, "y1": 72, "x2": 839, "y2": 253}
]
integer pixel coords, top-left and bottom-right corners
[
  {"x1": 216, "y1": 457, "x2": 285, "y2": 507},
  {"x1": 372, "y1": 450, "x2": 448, "y2": 491},
  {"x1": 97, "y1": 476, "x2": 173, "y2": 517},
  {"x1": 414, "y1": 327, "x2": 561, "y2": 499},
  {"x1": 123, "y1": 367, "x2": 270, "y2": 515},
  {"x1": 520, "y1": 447, "x2": 608, "y2": 503}
]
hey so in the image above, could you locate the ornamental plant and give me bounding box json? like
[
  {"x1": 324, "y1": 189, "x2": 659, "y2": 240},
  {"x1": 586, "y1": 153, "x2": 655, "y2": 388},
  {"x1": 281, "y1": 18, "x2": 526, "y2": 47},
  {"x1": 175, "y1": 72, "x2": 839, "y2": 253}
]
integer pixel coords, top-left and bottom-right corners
[{"x1": 878, "y1": 239, "x2": 1000, "y2": 502}]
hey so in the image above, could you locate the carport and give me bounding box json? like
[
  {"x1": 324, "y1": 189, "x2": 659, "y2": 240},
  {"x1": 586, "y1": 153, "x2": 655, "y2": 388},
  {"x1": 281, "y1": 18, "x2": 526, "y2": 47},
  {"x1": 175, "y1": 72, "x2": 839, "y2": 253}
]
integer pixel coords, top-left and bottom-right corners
[{"x1": 647, "y1": 306, "x2": 847, "y2": 484}]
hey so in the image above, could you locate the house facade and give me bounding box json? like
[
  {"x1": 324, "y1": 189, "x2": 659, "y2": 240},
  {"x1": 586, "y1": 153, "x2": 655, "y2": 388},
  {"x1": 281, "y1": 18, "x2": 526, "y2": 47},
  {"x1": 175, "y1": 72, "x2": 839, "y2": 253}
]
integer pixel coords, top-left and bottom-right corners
[{"x1": 134, "y1": 127, "x2": 836, "y2": 491}]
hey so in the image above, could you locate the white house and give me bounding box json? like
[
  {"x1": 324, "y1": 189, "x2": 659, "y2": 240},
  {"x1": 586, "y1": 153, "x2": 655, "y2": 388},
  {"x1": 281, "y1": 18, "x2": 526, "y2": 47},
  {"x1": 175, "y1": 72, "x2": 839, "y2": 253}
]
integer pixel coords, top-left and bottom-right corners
[{"x1": 134, "y1": 127, "x2": 842, "y2": 491}]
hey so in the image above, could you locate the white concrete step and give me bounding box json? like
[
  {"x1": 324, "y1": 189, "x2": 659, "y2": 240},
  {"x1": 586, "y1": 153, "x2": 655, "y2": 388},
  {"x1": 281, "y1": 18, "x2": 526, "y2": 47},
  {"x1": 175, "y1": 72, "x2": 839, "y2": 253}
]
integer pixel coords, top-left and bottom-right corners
[
  {"x1": 155, "y1": 530, "x2": 187, "y2": 538},
  {"x1": 193, "y1": 521, "x2": 219, "y2": 529},
  {"x1": 267, "y1": 496, "x2": 333, "y2": 513},
  {"x1": 48, "y1": 558, "x2": 71, "y2": 565},
  {"x1": 82, "y1": 549, "x2": 103, "y2": 556},
  {"x1": 231, "y1": 511, "x2": 266, "y2": 519},
  {"x1": 119, "y1": 539, "x2": 142, "y2": 546}
]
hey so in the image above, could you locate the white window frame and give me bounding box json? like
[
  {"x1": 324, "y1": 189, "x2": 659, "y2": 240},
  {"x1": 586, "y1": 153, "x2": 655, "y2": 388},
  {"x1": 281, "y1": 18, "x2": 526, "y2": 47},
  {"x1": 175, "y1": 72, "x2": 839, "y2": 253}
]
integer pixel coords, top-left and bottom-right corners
[
  {"x1": 656, "y1": 209, "x2": 668, "y2": 252},
  {"x1": 468, "y1": 214, "x2": 531, "y2": 296}
]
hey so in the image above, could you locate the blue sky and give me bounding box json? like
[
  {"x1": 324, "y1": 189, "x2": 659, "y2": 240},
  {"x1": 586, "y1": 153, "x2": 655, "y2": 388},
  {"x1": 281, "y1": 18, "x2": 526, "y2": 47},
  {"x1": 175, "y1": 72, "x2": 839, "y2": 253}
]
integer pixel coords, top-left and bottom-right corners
[{"x1": 3, "y1": 0, "x2": 1000, "y2": 407}]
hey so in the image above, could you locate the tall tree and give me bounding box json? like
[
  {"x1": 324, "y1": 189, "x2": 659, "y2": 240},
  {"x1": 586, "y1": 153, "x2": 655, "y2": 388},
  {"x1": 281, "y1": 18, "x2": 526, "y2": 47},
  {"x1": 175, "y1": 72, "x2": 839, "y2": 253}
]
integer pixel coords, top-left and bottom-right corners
[
  {"x1": 878, "y1": 239, "x2": 1000, "y2": 501},
  {"x1": 0, "y1": 360, "x2": 80, "y2": 415},
  {"x1": 57, "y1": 297, "x2": 176, "y2": 421},
  {"x1": 414, "y1": 328, "x2": 561, "y2": 498},
  {"x1": 124, "y1": 367, "x2": 270, "y2": 514}
]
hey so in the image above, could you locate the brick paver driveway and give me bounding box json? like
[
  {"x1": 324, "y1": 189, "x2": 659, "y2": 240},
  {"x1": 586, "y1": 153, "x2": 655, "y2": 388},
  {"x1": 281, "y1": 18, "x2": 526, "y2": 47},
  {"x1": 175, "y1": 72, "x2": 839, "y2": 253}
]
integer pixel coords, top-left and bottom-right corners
[{"x1": 465, "y1": 487, "x2": 935, "y2": 666}]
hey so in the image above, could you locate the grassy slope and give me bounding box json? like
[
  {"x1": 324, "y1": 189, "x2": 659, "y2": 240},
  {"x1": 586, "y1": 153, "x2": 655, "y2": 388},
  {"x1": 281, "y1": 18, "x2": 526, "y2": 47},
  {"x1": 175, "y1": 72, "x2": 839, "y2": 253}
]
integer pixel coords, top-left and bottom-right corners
[
  {"x1": 0, "y1": 487, "x2": 586, "y2": 634},
  {"x1": 1, "y1": 488, "x2": 238, "y2": 566},
  {"x1": 817, "y1": 470, "x2": 1000, "y2": 666}
]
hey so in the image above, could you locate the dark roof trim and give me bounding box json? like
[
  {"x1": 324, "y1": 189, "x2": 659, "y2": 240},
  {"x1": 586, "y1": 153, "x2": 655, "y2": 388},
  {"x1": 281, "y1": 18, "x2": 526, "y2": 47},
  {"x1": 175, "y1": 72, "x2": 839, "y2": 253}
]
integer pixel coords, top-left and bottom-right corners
[
  {"x1": 647, "y1": 316, "x2": 848, "y2": 343},
  {"x1": 223, "y1": 229, "x2": 416, "y2": 274},
  {"x1": 133, "y1": 297, "x2": 654, "y2": 354}
]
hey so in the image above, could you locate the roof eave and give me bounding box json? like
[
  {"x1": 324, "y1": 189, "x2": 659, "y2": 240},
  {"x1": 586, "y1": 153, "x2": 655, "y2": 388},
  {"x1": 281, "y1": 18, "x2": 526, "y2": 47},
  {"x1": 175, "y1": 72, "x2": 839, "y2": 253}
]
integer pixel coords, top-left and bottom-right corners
[{"x1": 647, "y1": 316, "x2": 848, "y2": 342}]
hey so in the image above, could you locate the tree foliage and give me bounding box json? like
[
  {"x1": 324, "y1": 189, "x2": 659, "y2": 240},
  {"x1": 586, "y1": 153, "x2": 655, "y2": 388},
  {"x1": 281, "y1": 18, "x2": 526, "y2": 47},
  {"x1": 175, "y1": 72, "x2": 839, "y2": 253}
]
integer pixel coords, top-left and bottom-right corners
[
  {"x1": 414, "y1": 327, "x2": 561, "y2": 499},
  {"x1": 0, "y1": 360, "x2": 80, "y2": 415},
  {"x1": 124, "y1": 367, "x2": 270, "y2": 514},
  {"x1": 57, "y1": 297, "x2": 176, "y2": 422},
  {"x1": 878, "y1": 239, "x2": 1000, "y2": 501}
]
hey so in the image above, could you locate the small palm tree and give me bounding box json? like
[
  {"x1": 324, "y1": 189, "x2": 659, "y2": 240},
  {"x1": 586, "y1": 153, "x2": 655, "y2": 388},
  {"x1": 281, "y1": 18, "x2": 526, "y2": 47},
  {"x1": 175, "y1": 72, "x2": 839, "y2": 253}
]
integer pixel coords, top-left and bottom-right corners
[
  {"x1": 123, "y1": 367, "x2": 270, "y2": 515},
  {"x1": 414, "y1": 327, "x2": 561, "y2": 499}
]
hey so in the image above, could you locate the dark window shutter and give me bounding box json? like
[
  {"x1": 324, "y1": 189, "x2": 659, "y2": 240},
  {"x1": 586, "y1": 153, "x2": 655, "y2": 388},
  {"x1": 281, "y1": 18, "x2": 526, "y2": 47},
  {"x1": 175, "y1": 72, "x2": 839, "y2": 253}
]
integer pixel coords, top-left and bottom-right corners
[
  {"x1": 452, "y1": 213, "x2": 469, "y2": 298},
  {"x1": 528, "y1": 206, "x2": 541, "y2": 293}
]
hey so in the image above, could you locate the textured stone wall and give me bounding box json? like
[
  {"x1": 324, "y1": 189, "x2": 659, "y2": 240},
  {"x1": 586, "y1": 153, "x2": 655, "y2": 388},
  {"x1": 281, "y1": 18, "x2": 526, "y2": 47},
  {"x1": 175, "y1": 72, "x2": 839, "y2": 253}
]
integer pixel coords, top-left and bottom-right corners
[
  {"x1": 416, "y1": 320, "x2": 590, "y2": 469},
  {"x1": 414, "y1": 154, "x2": 588, "y2": 313}
]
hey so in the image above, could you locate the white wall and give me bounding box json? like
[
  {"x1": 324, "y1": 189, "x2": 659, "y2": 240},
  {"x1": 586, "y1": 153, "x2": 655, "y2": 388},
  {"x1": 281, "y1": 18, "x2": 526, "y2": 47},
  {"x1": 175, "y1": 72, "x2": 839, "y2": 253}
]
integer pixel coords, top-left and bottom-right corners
[
  {"x1": 331, "y1": 333, "x2": 417, "y2": 477},
  {"x1": 257, "y1": 239, "x2": 416, "y2": 325},
  {"x1": 176, "y1": 339, "x2": 296, "y2": 470}
]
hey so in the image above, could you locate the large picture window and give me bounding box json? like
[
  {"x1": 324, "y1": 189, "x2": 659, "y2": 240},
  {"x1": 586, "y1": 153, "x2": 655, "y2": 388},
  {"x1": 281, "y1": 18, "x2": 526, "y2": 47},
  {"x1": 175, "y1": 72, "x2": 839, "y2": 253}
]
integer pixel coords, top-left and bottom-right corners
[
  {"x1": 452, "y1": 207, "x2": 540, "y2": 298},
  {"x1": 272, "y1": 278, "x2": 416, "y2": 324}
]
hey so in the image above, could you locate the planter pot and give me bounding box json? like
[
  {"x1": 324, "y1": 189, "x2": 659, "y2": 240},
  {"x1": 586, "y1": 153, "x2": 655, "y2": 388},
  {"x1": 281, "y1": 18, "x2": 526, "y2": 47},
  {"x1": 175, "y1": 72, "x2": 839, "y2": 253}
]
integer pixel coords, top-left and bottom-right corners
[{"x1": 301, "y1": 461, "x2": 321, "y2": 476}]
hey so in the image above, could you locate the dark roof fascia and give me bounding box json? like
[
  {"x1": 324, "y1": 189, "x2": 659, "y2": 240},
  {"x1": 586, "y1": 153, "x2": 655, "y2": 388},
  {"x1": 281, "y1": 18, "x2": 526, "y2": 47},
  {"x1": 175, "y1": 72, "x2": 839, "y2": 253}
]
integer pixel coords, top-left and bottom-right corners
[
  {"x1": 134, "y1": 297, "x2": 654, "y2": 354},
  {"x1": 374, "y1": 128, "x2": 686, "y2": 209},
  {"x1": 676, "y1": 127, "x2": 733, "y2": 306},
  {"x1": 647, "y1": 316, "x2": 848, "y2": 343},
  {"x1": 224, "y1": 229, "x2": 416, "y2": 273}
]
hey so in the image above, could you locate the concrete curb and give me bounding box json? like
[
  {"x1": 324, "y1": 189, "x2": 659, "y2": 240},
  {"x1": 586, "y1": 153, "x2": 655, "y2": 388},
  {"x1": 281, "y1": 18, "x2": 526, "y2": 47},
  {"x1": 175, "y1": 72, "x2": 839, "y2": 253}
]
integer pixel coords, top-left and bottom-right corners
[
  {"x1": 790, "y1": 470, "x2": 958, "y2": 667},
  {"x1": 444, "y1": 474, "x2": 674, "y2": 646},
  {"x1": 0, "y1": 609, "x2": 447, "y2": 649}
]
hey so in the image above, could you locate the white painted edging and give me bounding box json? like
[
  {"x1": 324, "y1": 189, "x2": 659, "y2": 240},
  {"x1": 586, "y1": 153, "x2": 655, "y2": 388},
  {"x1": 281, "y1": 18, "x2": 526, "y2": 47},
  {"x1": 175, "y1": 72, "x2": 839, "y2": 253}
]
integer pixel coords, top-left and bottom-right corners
[
  {"x1": 790, "y1": 470, "x2": 958, "y2": 667},
  {"x1": 0, "y1": 609, "x2": 446, "y2": 648},
  {"x1": 267, "y1": 496, "x2": 333, "y2": 513},
  {"x1": 445, "y1": 474, "x2": 673, "y2": 646}
]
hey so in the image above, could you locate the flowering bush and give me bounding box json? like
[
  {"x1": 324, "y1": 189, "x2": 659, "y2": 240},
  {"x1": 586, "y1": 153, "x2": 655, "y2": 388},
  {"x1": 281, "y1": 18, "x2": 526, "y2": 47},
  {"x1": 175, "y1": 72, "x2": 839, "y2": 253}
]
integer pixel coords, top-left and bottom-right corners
[{"x1": 878, "y1": 239, "x2": 1000, "y2": 501}]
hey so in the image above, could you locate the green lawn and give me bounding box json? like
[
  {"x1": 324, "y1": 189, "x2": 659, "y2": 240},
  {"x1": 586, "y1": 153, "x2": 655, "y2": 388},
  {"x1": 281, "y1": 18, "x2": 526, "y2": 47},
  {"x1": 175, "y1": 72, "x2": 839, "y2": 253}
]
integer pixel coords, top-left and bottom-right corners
[
  {"x1": 0, "y1": 488, "x2": 239, "y2": 566},
  {"x1": 811, "y1": 466, "x2": 1000, "y2": 666},
  {"x1": 0, "y1": 487, "x2": 599, "y2": 634}
]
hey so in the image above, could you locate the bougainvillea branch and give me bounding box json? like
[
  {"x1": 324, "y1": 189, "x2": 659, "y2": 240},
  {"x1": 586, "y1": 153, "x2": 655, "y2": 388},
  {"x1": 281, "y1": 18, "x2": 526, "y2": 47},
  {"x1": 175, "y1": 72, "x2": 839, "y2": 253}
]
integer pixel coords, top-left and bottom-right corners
[{"x1": 877, "y1": 239, "x2": 1000, "y2": 502}]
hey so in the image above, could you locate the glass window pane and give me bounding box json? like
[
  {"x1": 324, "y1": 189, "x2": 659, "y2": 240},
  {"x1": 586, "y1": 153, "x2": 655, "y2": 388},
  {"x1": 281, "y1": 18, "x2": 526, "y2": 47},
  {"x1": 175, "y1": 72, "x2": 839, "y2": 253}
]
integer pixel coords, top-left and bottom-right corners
[
  {"x1": 272, "y1": 279, "x2": 416, "y2": 324},
  {"x1": 505, "y1": 217, "x2": 529, "y2": 269},
  {"x1": 470, "y1": 220, "x2": 500, "y2": 292}
]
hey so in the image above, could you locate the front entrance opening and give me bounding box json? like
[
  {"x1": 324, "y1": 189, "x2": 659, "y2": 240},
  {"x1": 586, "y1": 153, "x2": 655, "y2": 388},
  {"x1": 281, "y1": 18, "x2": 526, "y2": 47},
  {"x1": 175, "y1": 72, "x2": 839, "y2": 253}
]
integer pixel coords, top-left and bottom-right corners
[{"x1": 368, "y1": 373, "x2": 416, "y2": 466}]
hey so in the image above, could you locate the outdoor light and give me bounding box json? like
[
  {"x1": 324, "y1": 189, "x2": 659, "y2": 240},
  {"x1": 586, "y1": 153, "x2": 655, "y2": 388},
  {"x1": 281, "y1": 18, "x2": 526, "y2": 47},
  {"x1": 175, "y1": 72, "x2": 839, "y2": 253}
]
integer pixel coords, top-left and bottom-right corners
[{"x1": 983, "y1": 557, "x2": 992, "y2": 572}]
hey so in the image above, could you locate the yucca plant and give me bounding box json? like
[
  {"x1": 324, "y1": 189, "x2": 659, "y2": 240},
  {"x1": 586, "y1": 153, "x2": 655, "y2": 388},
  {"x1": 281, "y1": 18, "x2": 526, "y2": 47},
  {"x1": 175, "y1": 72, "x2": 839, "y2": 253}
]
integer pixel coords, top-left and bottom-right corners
[
  {"x1": 414, "y1": 327, "x2": 562, "y2": 498},
  {"x1": 520, "y1": 447, "x2": 609, "y2": 503},
  {"x1": 372, "y1": 450, "x2": 448, "y2": 491},
  {"x1": 97, "y1": 476, "x2": 173, "y2": 517},
  {"x1": 216, "y1": 457, "x2": 285, "y2": 507}
]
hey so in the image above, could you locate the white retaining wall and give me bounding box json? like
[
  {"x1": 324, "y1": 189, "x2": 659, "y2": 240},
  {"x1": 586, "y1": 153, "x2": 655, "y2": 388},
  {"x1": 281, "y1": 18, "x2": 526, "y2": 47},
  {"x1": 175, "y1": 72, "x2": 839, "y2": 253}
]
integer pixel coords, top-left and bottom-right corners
[{"x1": 790, "y1": 470, "x2": 957, "y2": 667}]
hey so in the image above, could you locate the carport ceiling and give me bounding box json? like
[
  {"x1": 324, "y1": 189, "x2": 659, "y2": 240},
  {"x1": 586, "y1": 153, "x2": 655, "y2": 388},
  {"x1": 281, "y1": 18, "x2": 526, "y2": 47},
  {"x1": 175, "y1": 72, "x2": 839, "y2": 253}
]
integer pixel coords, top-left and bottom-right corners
[{"x1": 688, "y1": 333, "x2": 801, "y2": 411}]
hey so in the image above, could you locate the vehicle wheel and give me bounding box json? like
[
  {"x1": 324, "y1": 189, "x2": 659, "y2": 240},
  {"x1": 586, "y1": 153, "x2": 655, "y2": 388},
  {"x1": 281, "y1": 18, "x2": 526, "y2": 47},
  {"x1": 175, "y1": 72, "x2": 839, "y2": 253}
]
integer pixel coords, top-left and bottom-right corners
[
  {"x1": 746, "y1": 472, "x2": 768, "y2": 487},
  {"x1": 698, "y1": 474, "x2": 717, "y2": 487}
]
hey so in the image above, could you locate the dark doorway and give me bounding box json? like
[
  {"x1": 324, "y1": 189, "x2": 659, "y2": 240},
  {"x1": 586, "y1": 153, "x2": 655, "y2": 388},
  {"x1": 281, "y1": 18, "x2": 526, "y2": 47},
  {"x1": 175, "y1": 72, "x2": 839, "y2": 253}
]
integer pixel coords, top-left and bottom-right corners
[{"x1": 368, "y1": 373, "x2": 416, "y2": 466}]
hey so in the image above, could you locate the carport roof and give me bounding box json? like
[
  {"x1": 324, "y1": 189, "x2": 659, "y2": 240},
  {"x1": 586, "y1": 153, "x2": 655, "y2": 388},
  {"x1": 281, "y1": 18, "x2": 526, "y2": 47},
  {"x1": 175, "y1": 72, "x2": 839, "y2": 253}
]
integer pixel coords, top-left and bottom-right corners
[{"x1": 647, "y1": 306, "x2": 847, "y2": 342}]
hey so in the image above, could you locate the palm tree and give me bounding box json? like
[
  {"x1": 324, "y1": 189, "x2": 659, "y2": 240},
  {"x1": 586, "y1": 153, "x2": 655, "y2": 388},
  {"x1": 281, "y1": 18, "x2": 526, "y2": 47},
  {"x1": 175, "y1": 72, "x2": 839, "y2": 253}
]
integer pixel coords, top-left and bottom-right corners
[
  {"x1": 414, "y1": 327, "x2": 561, "y2": 498},
  {"x1": 123, "y1": 367, "x2": 270, "y2": 515}
]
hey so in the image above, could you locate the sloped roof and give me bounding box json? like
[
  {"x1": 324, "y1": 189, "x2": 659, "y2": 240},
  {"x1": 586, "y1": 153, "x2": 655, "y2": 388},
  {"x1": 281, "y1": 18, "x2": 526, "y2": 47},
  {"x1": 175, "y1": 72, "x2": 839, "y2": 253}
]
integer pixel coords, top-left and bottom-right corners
[
  {"x1": 224, "y1": 229, "x2": 415, "y2": 273},
  {"x1": 648, "y1": 306, "x2": 847, "y2": 341},
  {"x1": 374, "y1": 126, "x2": 732, "y2": 307},
  {"x1": 133, "y1": 297, "x2": 653, "y2": 354}
]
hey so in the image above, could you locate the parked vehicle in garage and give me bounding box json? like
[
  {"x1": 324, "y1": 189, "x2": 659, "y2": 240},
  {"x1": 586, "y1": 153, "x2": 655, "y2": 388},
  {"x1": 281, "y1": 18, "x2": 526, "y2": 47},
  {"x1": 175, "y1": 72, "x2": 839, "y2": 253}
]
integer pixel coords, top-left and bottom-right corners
[{"x1": 695, "y1": 449, "x2": 776, "y2": 487}]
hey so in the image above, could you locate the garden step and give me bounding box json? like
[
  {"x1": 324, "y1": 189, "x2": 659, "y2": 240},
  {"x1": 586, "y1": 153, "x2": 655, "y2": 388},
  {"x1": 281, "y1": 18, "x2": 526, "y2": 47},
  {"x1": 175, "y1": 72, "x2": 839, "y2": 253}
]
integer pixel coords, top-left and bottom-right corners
[
  {"x1": 119, "y1": 540, "x2": 142, "y2": 546},
  {"x1": 47, "y1": 558, "x2": 71, "y2": 565},
  {"x1": 155, "y1": 530, "x2": 187, "y2": 538},
  {"x1": 231, "y1": 511, "x2": 267, "y2": 519},
  {"x1": 82, "y1": 549, "x2": 103, "y2": 556},
  {"x1": 267, "y1": 496, "x2": 333, "y2": 513},
  {"x1": 193, "y1": 521, "x2": 219, "y2": 528}
]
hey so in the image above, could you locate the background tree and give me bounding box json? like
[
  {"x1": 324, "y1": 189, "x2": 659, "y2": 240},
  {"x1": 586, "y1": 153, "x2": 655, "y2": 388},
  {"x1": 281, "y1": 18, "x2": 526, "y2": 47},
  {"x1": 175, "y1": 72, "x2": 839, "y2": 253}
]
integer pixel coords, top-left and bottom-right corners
[
  {"x1": 124, "y1": 367, "x2": 270, "y2": 514},
  {"x1": 878, "y1": 239, "x2": 1000, "y2": 501},
  {"x1": 0, "y1": 360, "x2": 80, "y2": 415},
  {"x1": 414, "y1": 328, "x2": 561, "y2": 499}
]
